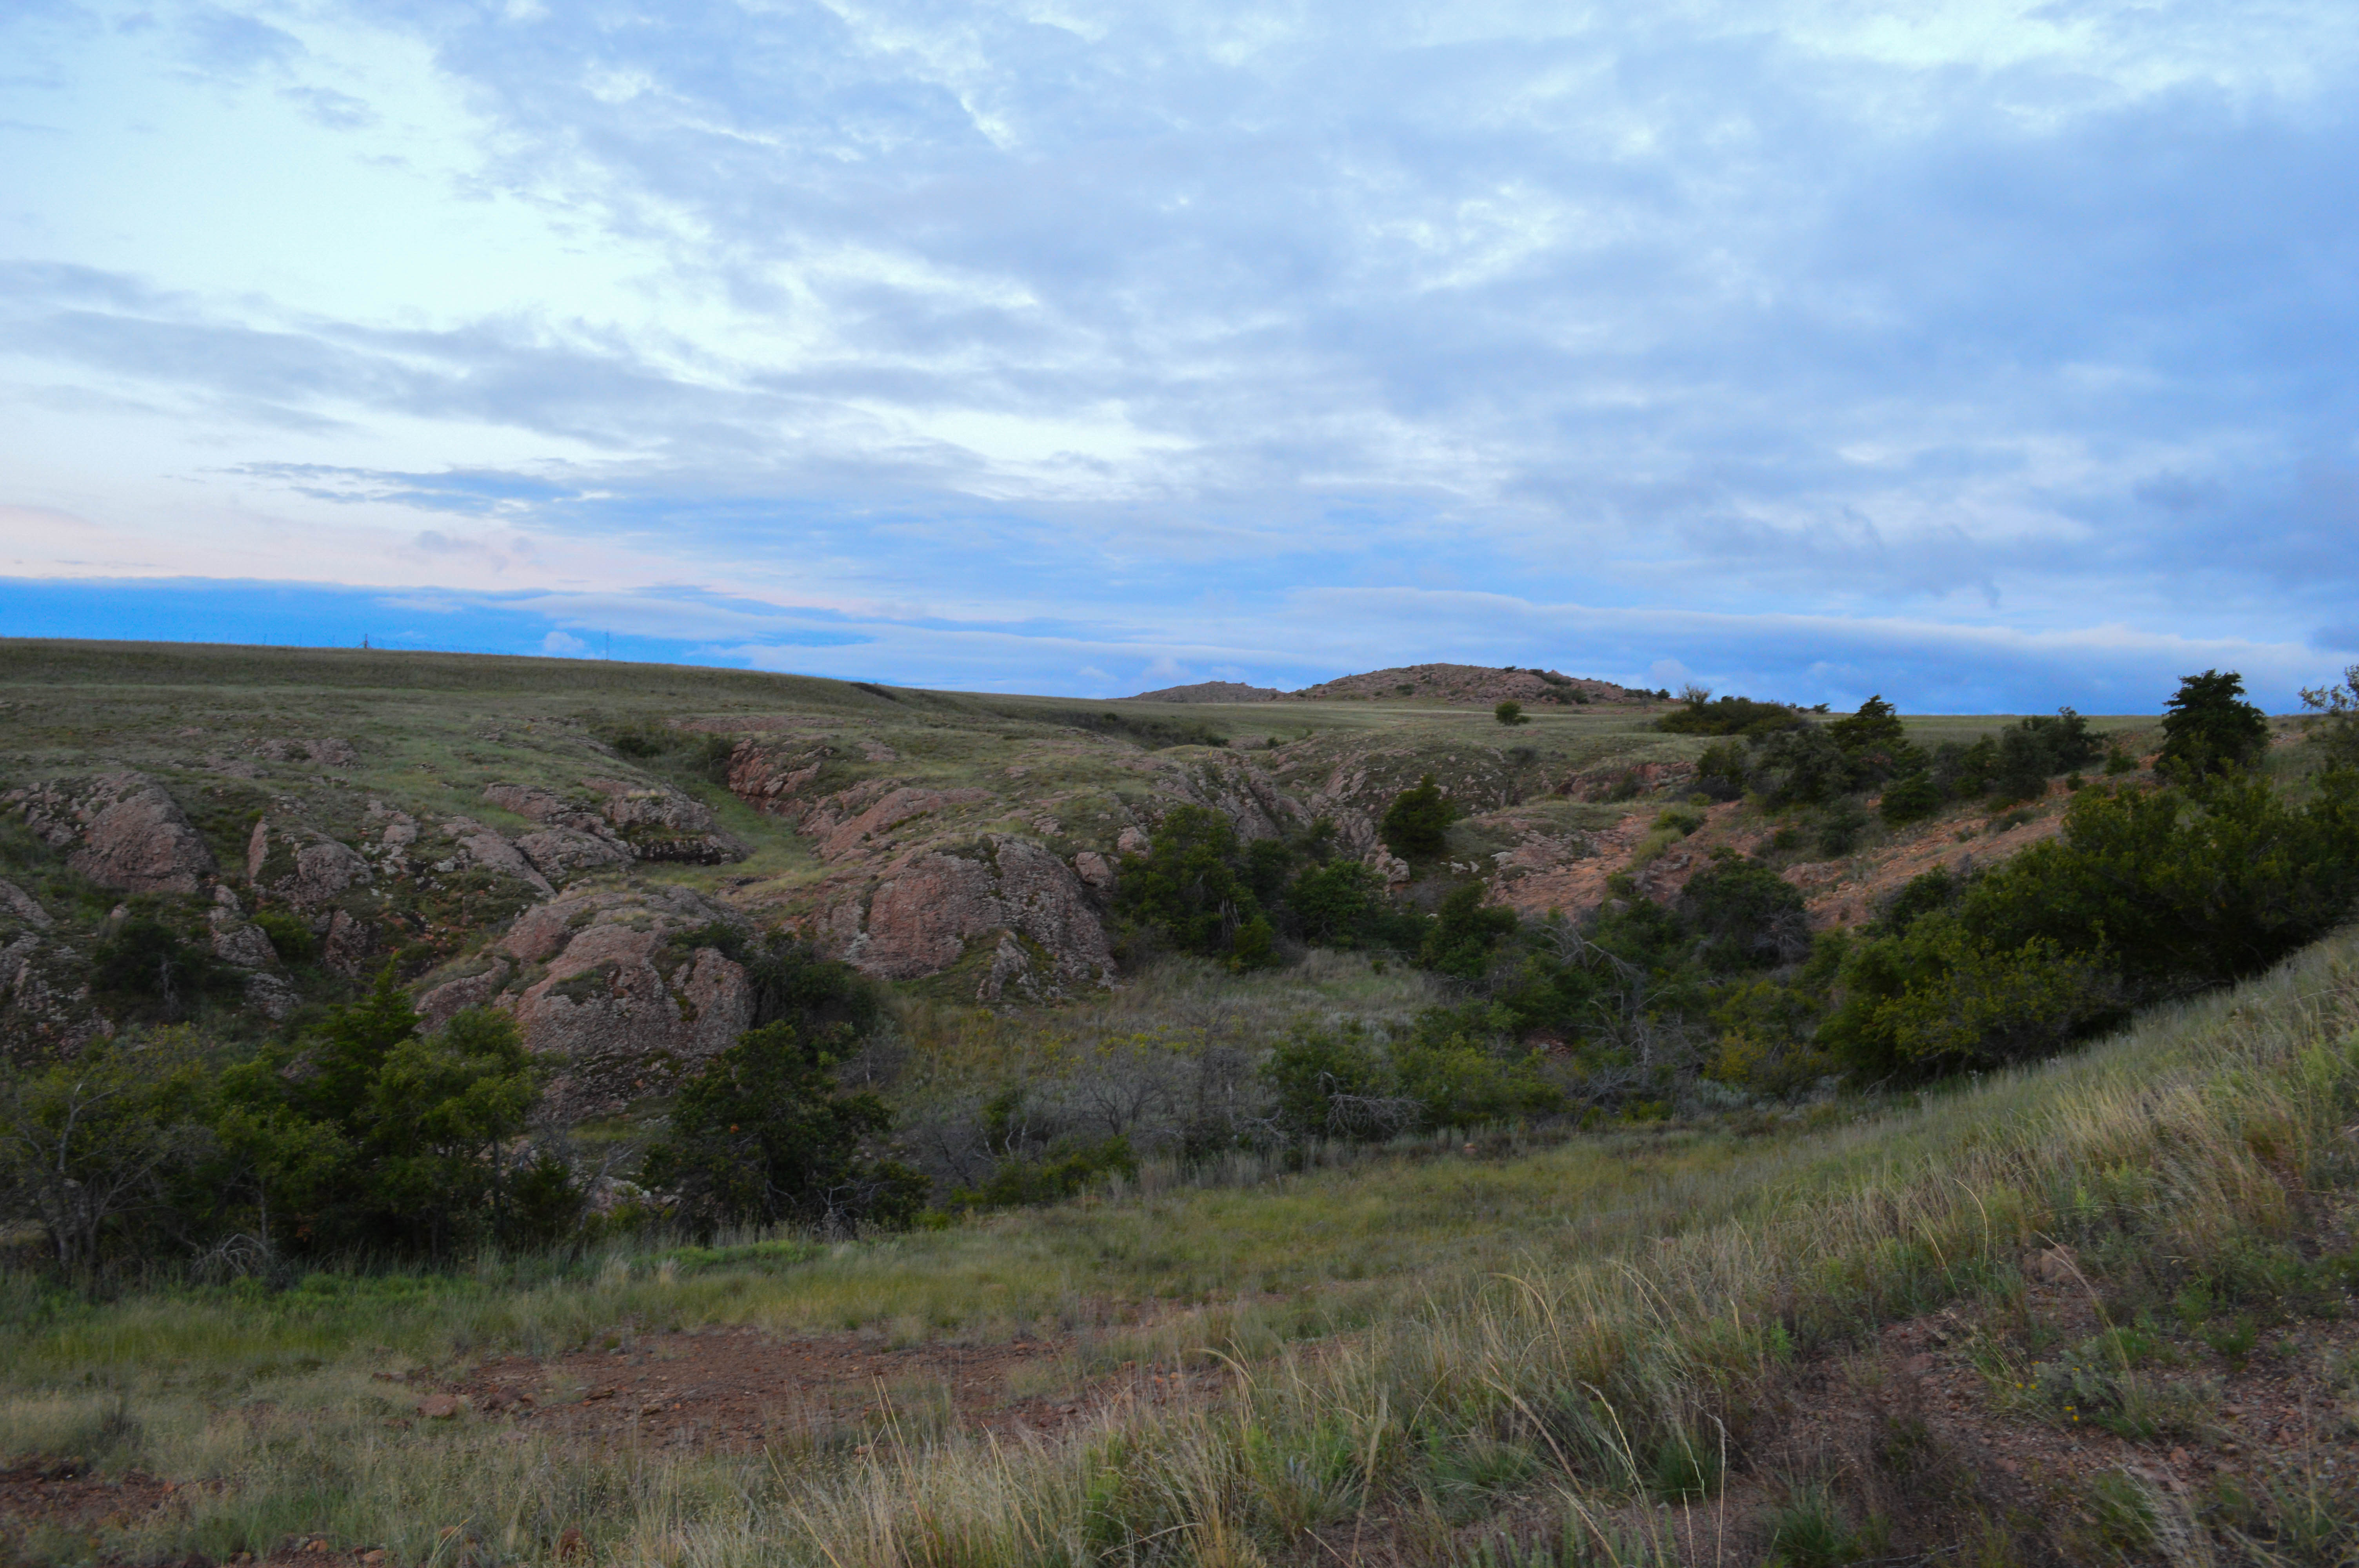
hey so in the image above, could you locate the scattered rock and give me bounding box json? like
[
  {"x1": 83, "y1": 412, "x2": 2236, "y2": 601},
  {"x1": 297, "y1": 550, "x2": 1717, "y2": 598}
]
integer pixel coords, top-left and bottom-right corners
[
  {"x1": 2026, "y1": 1245, "x2": 2080, "y2": 1285},
  {"x1": 1071, "y1": 850, "x2": 1114, "y2": 890},
  {"x1": 417, "y1": 1394, "x2": 464, "y2": 1420},
  {"x1": 582, "y1": 777, "x2": 749, "y2": 864},
  {"x1": 1117, "y1": 827, "x2": 1151, "y2": 857},
  {"x1": 323, "y1": 910, "x2": 376, "y2": 975}
]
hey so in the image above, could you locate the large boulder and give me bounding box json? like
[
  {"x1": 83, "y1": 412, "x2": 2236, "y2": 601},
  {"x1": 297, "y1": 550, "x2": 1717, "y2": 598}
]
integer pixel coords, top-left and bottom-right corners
[
  {"x1": 829, "y1": 835, "x2": 1115, "y2": 1000},
  {"x1": 429, "y1": 884, "x2": 757, "y2": 1120},
  {"x1": 6, "y1": 773, "x2": 215, "y2": 894},
  {"x1": 247, "y1": 821, "x2": 377, "y2": 906}
]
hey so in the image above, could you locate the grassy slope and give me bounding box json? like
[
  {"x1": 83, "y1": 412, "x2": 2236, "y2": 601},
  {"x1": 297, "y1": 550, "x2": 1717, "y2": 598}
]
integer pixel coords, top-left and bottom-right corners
[{"x1": 5, "y1": 922, "x2": 2355, "y2": 1564}]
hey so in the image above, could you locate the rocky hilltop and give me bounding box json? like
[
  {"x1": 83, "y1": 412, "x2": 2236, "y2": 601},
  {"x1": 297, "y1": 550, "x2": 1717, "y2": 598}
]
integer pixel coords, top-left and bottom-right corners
[
  {"x1": 1122, "y1": 681, "x2": 1281, "y2": 702},
  {"x1": 1286, "y1": 663, "x2": 1647, "y2": 705},
  {"x1": 0, "y1": 642, "x2": 2122, "y2": 1123}
]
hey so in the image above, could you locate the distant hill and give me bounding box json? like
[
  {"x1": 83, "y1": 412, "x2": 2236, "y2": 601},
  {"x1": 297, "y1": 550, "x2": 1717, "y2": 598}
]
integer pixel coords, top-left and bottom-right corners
[
  {"x1": 1123, "y1": 680, "x2": 1281, "y2": 702},
  {"x1": 1286, "y1": 663, "x2": 1647, "y2": 706}
]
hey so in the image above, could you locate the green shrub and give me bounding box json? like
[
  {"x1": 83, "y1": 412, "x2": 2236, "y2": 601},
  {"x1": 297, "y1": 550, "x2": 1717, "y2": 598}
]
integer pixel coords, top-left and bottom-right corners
[
  {"x1": 952, "y1": 1134, "x2": 1135, "y2": 1210},
  {"x1": 1493, "y1": 700, "x2": 1528, "y2": 726},
  {"x1": 640, "y1": 1021, "x2": 925, "y2": 1237},
  {"x1": 1878, "y1": 772, "x2": 1939, "y2": 825},
  {"x1": 251, "y1": 909, "x2": 315, "y2": 963},
  {"x1": 1656, "y1": 693, "x2": 1801, "y2": 737},
  {"x1": 1679, "y1": 855, "x2": 1808, "y2": 970},
  {"x1": 1380, "y1": 775, "x2": 1454, "y2": 858},
  {"x1": 1419, "y1": 884, "x2": 1516, "y2": 979},
  {"x1": 1116, "y1": 805, "x2": 1267, "y2": 960},
  {"x1": 2158, "y1": 668, "x2": 2269, "y2": 780},
  {"x1": 1694, "y1": 740, "x2": 1748, "y2": 801}
]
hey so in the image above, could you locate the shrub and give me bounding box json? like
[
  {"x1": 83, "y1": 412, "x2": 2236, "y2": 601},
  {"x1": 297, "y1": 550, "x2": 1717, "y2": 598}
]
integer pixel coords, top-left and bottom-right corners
[
  {"x1": 1825, "y1": 770, "x2": 2359, "y2": 1076},
  {"x1": 640, "y1": 1021, "x2": 925, "y2": 1237},
  {"x1": 1694, "y1": 740, "x2": 1748, "y2": 801},
  {"x1": 1679, "y1": 855, "x2": 1808, "y2": 970},
  {"x1": 1116, "y1": 805, "x2": 1265, "y2": 958},
  {"x1": 1262, "y1": 1024, "x2": 1406, "y2": 1140},
  {"x1": 209, "y1": 971, "x2": 556, "y2": 1257},
  {"x1": 952, "y1": 1134, "x2": 1135, "y2": 1210},
  {"x1": 1380, "y1": 775, "x2": 1454, "y2": 858},
  {"x1": 1657, "y1": 694, "x2": 1801, "y2": 737},
  {"x1": 1493, "y1": 700, "x2": 1528, "y2": 726},
  {"x1": 91, "y1": 917, "x2": 235, "y2": 1020},
  {"x1": 251, "y1": 909, "x2": 315, "y2": 963},
  {"x1": 1420, "y1": 884, "x2": 1517, "y2": 979},
  {"x1": 1289, "y1": 859, "x2": 1386, "y2": 947},
  {"x1": 1817, "y1": 799, "x2": 1869, "y2": 856},
  {"x1": 2157, "y1": 669, "x2": 2269, "y2": 780},
  {"x1": 1879, "y1": 772, "x2": 1940, "y2": 825}
]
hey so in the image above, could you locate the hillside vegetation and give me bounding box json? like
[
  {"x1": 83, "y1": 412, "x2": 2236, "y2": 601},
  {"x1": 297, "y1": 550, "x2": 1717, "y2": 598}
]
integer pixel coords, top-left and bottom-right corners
[{"x1": 7, "y1": 642, "x2": 2359, "y2": 1566}]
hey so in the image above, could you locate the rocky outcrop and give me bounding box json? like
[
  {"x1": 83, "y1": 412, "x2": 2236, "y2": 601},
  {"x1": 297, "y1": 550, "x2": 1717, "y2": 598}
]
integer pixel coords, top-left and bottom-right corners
[
  {"x1": 248, "y1": 822, "x2": 375, "y2": 907},
  {"x1": 1126, "y1": 681, "x2": 1282, "y2": 702},
  {"x1": 432, "y1": 817, "x2": 554, "y2": 895},
  {"x1": 1149, "y1": 753, "x2": 1307, "y2": 843},
  {"x1": 581, "y1": 778, "x2": 748, "y2": 864},
  {"x1": 828, "y1": 836, "x2": 1115, "y2": 1000},
  {"x1": 0, "y1": 879, "x2": 51, "y2": 928},
  {"x1": 814, "y1": 785, "x2": 993, "y2": 862},
  {"x1": 6, "y1": 773, "x2": 216, "y2": 894},
  {"x1": 416, "y1": 958, "x2": 513, "y2": 1031},
  {"x1": 483, "y1": 780, "x2": 743, "y2": 871},
  {"x1": 465, "y1": 884, "x2": 756, "y2": 1119}
]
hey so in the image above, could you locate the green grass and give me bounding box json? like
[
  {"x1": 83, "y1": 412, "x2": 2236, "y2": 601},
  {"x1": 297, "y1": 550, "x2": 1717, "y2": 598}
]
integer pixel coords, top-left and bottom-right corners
[{"x1": 7, "y1": 923, "x2": 2357, "y2": 1564}]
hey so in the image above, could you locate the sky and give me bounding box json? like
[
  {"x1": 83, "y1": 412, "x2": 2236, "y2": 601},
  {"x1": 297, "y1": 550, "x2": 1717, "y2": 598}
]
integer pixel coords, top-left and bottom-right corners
[{"x1": 3, "y1": 0, "x2": 2356, "y2": 710}]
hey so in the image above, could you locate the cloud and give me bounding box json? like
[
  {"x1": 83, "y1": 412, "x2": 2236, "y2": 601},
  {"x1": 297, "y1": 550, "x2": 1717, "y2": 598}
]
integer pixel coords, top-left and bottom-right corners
[
  {"x1": 540, "y1": 628, "x2": 589, "y2": 655},
  {"x1": 2, "y1": 0, "x2": 2356, "y2": 702}
]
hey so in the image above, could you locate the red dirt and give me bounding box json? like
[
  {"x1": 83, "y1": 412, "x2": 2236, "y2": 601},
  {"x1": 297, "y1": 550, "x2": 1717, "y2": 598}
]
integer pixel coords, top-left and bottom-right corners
[{"x1": 404, "y1": 1319, "x2": 1221, "y2": 1452}]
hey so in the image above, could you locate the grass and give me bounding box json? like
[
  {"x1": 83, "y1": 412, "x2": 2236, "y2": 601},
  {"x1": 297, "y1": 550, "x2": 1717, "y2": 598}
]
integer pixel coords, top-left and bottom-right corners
[{"x1": 7, "y1": 921, "x2": 2358, "y2": 1564}]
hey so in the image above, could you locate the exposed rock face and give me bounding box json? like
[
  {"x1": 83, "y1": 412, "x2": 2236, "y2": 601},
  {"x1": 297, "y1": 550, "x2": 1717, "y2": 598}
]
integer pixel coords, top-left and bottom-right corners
[
  {"x1": 516, "y1": 829, "x2": 632, "y2": 880},
  {"x1": 434, "y1": 817, "x2": 554, "y2": 896},
  {"x1": 581, "y1": 778, "x2": 748, "y2": 864},
  {"x1": 248, "y1": 822, "x2": 376, "y2": 907},
  {"x1": 837, "y1": 837, "x2": 1114, "y2": 998},
  {"x1": 323, "y1": 910, "x2": 376, "y2": 975},
  {"x1": 1150, "y1": 755, "x2": 1305, "y2": 842},
  {"x1": 211, "y1": 918, "x2": 279, "y2": 969},
  {"x1": 483, "y1": 780, "x2": 744, "y2": 871},
  {"x1": 416, "y1": 958, "x2": 513, "y2": 1031},
  {"x1": 6, "y1": 773, "x2": 215, "y2": 894},
  {"x1": 0, "y1": 880, "x2": 51, "y2": 928},
  {"x1": 814, "y1": 786, "x2": 992, "y2": 862},
  {"x1": 465, "y1": 884, "x2": 756, "y2": 1119}
]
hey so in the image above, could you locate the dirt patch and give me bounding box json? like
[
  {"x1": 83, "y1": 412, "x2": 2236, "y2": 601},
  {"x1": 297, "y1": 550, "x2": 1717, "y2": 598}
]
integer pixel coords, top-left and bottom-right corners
[
  {"x1": 0, "y1": 1459, "x2": 182, "y2": 1538},
  {"x1": 413, "y1": 1320, "x2": 1222, "y2": 1452}
]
